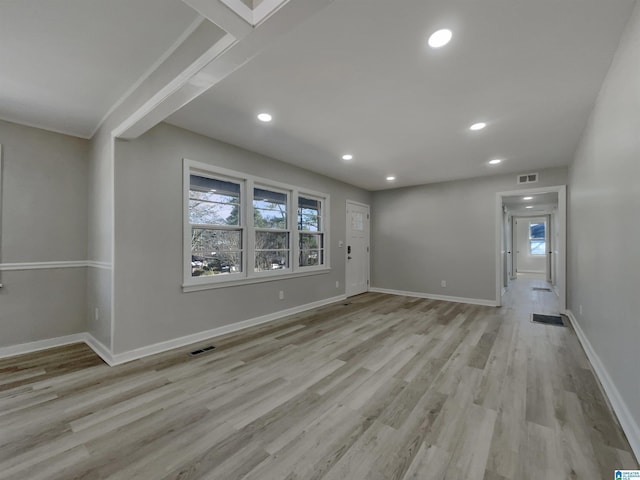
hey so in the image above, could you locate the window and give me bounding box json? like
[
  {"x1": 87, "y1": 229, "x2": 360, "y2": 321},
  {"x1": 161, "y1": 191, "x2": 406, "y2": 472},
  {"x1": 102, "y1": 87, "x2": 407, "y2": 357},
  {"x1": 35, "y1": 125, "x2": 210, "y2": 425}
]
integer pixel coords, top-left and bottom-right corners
[
  {"x1": 254, "y1": 187, "x2": 289, "y2": 272},
  {"x1": 529, "y1": 222, "x2": 546, "y2": 255},
  {"x1": 189, "y1": 174, "x2": 243, "y2": 277},
  {"x1": 298, "y1": 196, "x2": 325, "y2": 267},
  {"x1": 184, "y1": 160, "x2": 329, "y2": 289}
]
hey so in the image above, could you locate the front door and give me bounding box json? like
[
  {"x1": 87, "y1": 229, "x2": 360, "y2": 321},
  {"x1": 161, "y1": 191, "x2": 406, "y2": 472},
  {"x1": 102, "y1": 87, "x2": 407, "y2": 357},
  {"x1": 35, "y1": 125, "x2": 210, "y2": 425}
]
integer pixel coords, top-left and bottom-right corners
[{"x1": 345, "y1": 201, "x2": 370, "y2": 297}]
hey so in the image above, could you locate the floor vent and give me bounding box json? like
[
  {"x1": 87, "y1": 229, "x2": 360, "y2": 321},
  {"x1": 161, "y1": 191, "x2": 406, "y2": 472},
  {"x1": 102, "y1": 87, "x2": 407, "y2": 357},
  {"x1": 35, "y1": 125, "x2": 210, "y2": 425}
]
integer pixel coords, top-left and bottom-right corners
[
  {"x1": 189, "y1": 345, "x2": 216, "y2": 356},
  {"x1": 532, "y1": 287, "x2": 552, "y2": 292},
  {"x1": 531, "y1": 313, "x2": 565, "y2": 327}
]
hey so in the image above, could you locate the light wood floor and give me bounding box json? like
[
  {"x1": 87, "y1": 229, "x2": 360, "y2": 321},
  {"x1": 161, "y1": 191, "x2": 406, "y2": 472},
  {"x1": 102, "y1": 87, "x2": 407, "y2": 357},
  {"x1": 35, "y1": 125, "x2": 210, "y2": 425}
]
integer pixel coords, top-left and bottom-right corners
[{"x1": 1, "y1": 283, "x2": 637, "y2": 479}]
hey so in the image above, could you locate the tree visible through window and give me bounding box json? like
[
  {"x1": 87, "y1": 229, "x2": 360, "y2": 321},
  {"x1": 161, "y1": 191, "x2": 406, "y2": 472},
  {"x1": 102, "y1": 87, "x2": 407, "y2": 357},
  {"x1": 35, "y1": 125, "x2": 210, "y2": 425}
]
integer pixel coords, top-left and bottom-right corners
[
  {"x1": 298, "y1": 196, "x2": 324, "y2": 267},
  {"x1": 529, "y1": 222, "x2": 546, "y2": 255},
  {"x1": 189, "y1": 175, "x2": 243, "y2": 277},
  {"x1": 254, "y1": 187, "x2": 289, "y2": 272},
  {"x1": 184, "y1": 160, "x2": 330, "y2": 287}
]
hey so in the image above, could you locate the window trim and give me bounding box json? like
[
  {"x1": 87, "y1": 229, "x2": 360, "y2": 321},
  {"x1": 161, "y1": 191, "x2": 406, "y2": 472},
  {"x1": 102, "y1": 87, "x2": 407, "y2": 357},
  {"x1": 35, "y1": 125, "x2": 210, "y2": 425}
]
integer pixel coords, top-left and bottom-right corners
[
  {"x1": 183, "y1": 159, "x2": 330, "y2": 291},
  {"x1": 528, "y1": 221, "x2": 546, "y2": 256},
  {"x1": 297, "y1": 193, "x2": 326, "y2": 270}
]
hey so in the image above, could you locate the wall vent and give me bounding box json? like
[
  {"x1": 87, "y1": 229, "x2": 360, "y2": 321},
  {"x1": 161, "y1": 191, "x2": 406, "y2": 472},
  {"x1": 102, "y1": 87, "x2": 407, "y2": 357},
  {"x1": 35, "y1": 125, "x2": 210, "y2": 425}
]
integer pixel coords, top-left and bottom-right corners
[
  {"x1": 517, "y1": 173, "x2": 539, "y2": 184},
  {"x1": 189, "y1": 345, "x2": 216, "y2": 356}
]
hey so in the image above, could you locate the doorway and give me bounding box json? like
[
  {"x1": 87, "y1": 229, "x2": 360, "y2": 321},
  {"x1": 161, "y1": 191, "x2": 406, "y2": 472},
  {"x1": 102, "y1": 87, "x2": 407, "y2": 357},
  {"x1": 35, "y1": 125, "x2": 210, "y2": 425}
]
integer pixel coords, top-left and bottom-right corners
[
  {"x1": 345, "y1": 201, "x2": 370, "y2": 297},
  {"x1": 513, "y1": 215, "x2": 549, "y2": 279},
  {"x1": 495, "y1": 186, "x2": 566, "y2": 311}
]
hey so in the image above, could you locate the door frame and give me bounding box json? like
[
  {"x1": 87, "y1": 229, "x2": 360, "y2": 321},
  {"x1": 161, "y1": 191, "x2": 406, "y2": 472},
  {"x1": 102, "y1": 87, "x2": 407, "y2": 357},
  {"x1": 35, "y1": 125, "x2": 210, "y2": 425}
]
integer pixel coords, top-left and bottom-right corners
[
  {"x1": 512, "y1": 214, "x2": 550, "y2": 278},
  {"x1": 495, "y1": 185, "x2": 566, "y2": 311},
  {"x1": 345, "y1": 200, "x2": 370, "y2": 297}
]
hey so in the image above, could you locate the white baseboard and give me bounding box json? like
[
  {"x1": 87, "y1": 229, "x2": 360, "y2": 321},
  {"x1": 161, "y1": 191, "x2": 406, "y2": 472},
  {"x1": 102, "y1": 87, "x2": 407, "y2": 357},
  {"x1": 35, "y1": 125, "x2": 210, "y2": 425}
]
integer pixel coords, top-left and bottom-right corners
[
  {"x1": 0, "y1": 333, "x2": 87, "y2": 359},
  {"x1": 0, "y1": 295, "x2": 348, "y2": 366},
  {"x1": 108, "y1": 294, "x2": 347, "y2": 365},
  {"x1": 369, "y1": 287, "x2": 497, "y2": 307},
  {"x1": 565, "y1": 309, "x2": 640, "y2": 461},
  {"x1": 82, "y1": 333, "x2": 115, "y2": 366}
]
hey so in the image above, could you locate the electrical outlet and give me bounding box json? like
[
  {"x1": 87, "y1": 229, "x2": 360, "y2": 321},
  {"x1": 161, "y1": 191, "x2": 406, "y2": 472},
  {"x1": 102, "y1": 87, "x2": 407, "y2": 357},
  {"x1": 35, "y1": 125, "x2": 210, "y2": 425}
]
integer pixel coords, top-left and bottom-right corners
[
  {"x1": 579, "y1": 304, "x2": 583, "y2": 315},
  {"x1": 335, "y1": 280, "x2": 340, "y2": 289},
  {"x1": 441, "y1": 280, "x2": 446, "y2": 288},
  {"x1": 94, "y1": 307, "x2": 99, "y2": 321},
  {"x1": 279, "y1": 290, "x2": 284, "y2": 300}
]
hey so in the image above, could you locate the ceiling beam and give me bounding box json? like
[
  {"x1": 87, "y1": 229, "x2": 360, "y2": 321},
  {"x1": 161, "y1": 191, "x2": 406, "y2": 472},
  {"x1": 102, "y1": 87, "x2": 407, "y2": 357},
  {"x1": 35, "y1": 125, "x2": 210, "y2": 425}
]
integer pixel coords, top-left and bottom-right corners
[{"x1": 110, "y1": 0, "x2": 335, "y2": 140}]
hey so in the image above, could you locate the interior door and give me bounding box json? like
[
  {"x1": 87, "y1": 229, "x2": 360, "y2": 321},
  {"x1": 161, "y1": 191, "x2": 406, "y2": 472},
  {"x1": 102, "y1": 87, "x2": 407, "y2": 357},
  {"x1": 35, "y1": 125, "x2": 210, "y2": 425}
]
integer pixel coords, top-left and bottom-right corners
[{"x1": 346, "y1": 202, "x2": 370, "y2": 297}]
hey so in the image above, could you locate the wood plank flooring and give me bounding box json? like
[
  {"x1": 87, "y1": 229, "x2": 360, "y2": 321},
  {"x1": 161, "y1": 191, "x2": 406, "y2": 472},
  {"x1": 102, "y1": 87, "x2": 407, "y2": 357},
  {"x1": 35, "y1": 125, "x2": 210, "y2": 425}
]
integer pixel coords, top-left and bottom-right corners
[{"x1": 1, "y1": 282, "x2": 637, "y2": 479}]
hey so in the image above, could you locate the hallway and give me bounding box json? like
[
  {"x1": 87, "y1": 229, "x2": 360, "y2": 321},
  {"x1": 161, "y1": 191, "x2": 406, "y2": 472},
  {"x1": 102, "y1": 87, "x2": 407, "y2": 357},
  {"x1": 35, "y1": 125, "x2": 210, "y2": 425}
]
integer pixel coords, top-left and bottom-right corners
[{"x1": 502, "y1": 275, "x2": 560, "y2": 316}]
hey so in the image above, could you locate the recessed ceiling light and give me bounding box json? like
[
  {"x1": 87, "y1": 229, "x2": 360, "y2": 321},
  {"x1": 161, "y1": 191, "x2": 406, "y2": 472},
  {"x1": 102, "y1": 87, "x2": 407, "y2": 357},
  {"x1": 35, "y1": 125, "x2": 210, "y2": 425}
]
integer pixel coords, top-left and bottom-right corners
[
  {"x1": 428, "y1": 29, "x2": 453, "y2": 48},
  {"x1": 257, "y1": 113, "x2": 272, "y2": 122},
  {"x1": 386, "y1": 176, "x2": 396, "y2": 181},
  {"x1": 489, "y1": 159, "x2": 502, "y2": 165},
  {"x1": 523, "y1": 196, "x2": 533, "y2": 200},
  {"x1": 526, "y1": 206, "x2": 534, "y2": 209},
  {"x1": 342, "y1": 154, "x2": 353, "y2": 161},
  {"x1": 469, "y1": 122, "x2": 486, "y2": 131}
]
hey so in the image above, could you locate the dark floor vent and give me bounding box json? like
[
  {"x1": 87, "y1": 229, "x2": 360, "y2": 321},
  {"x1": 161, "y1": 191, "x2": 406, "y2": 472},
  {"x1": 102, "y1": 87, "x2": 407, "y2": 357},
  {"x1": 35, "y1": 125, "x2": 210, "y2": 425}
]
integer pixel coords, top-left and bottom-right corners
[
  {"x1": 531, "y1": 313, "x2": 565, "y2": 327},
  {"x1": 189, "y1": 345, "x2": 216, "y2": 356},
  {"x1": 532, "y1": 287, "x2": 552, "y2": 292}
]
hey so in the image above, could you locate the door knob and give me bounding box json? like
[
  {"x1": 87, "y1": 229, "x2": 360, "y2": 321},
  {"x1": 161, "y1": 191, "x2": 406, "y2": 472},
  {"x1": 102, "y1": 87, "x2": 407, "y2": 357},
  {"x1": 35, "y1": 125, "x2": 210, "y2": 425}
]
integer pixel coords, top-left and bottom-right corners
[{"x1": 347, "y1": 256, "x2": 352, "y2": 260}]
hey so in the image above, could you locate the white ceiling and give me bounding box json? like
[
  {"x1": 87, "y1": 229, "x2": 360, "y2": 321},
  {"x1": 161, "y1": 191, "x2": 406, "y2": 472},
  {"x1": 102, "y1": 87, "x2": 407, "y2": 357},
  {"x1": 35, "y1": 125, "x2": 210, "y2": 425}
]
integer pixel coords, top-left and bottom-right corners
[
  {"x1": 0, "y1": 0, "x2": 198, "y2": 138},
  {"x1": 167, "y1": 0, "x2": 636, "y2": 190}
]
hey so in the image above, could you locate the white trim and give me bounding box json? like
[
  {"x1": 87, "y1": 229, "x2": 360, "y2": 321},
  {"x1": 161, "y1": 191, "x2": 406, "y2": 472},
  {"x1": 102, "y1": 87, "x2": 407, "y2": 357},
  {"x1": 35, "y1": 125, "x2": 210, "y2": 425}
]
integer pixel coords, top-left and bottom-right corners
[
  {"x1": 83, "y1": 333, "x2": 115, "y2": 366},
  {"x1": 86, "y1": 261, "x2": 112, "y2": 270},
  {"x1": 183, "y1": 158, "x2": 331, "y2": 289},
  {"x1": 218, "y1": 0, "x2": 254, "y2": 24},
  {"x1": 182, "y1": 268, "x2": 330, "y2": 292},
  {"x1": 565, "y1": 310, "x2": 640, "y2": 460},
  {"x1": 113, "y1": 33, "x2": 238, "y2": 139},
  {"x1": 108, "y1": 294, "x2": 346, "y2": 365},
  {"x1": 91, "y1": 16, "x2": 206, "y2": 139},
  {"x1": 369, "y1": 287, "x2": 498, "y2": 307},
  {"x1": 0, "y1": 333, "x2": 87, "y2": 360},
  {"x1": 0, "y1": 261, "x2": 88, "y2": 271},
  {"x1": 496, "y1": 185, "x2": 566, "y2": 310},
  {"x1": 0, "y1": 260, "x2": 112, "y2": 271},
  {"x1": 253, "y1": 0, "x2": 289, "y2": 25}
]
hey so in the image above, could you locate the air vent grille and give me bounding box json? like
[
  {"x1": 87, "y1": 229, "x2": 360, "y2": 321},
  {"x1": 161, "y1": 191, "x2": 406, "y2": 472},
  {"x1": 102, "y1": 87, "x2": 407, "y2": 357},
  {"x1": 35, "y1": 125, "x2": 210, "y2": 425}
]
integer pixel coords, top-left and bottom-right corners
[
  {"x1": 517, "y1": 173, "x2": 539, "y2": 184},
  {"x1": 189, "y1": 345, "x2": 216, "y2": 356}
]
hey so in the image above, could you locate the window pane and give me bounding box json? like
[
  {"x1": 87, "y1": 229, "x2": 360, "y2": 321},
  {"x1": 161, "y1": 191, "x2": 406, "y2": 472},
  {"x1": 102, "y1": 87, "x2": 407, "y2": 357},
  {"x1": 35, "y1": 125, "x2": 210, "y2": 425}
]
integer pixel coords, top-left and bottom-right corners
[
  {"x1": 256, "y1": 231, "x2": 289, "y2": 250},
  {"x1": 189, "y1": 200, "x2": 240, "y2": 226},
  {"x1": 254, "y1": 188, "x2": 287, "y2": 229},
  {"x1": 298, "y1": 197, "x2": 321, "y2": 231},
  {"x1": 299, "y1": 233, "x2": 323, "y2": 250},
  {"x1": 255, "y1": 250, "x2": 289, "y2": 271},
  {"x1": 191, "y1": 228, "x2": 242, "y2": 277},
  {"x1": 351, "y1": 211, "x2": 364, "y2": 231},
  {"x1": 530, "y1": 223, "x2": 545, "y2": 240},
  {"x1": 299, "y1": 249, "x2": 324, "y2": 267},
  {"x1": 191, "y1": 252, "x2": 242, "y2": 277},
  {"x1": 190, "y1": 175, "x2": 240, "y2": 226},
  {"x1": 530, "y1": 240, "x2": 546, "y2": 255}
]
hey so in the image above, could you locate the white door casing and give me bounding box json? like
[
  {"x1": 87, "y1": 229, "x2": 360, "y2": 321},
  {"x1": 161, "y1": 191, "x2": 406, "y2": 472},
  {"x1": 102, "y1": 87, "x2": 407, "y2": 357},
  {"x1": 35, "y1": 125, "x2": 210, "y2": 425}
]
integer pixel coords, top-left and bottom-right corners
[{"x1": 345, "y1": 201, "x2": 370, "y2": 297}]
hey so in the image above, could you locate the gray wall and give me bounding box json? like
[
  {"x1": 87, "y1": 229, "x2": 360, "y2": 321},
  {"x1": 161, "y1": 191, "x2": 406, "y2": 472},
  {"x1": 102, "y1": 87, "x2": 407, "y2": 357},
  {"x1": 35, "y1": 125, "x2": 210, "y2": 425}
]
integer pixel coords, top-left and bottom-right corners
[
  {"x1": 0, "y1": 120, "x2": 88, "y2": 346},
  {"x1": 112, "y1": 122, "x2": 370, "y2": 354},
  {"x1": 568, "y1": 2, "x2": 640, "y2": 437},
  {"x1": 371, "y1": 167, "x2": 568, "y2": 301},
  {"x1": 86, "y1": 130, "x2": 114, "y2": 347}
]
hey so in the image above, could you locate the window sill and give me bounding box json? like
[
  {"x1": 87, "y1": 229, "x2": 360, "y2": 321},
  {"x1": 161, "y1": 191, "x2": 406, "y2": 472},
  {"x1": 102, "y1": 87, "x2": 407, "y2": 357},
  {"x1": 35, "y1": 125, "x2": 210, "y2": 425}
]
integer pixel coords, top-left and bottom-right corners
[{"x1": 182, "y1": 267, "x2": 331, "y2": 293}]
